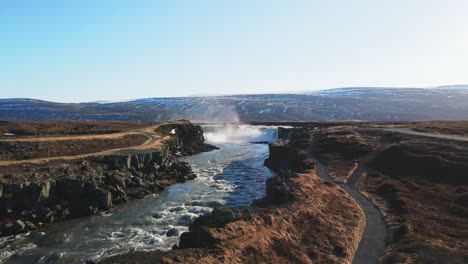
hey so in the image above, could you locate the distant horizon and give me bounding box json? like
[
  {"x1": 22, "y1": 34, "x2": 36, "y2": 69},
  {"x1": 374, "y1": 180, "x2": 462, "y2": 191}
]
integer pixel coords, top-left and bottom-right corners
[
  {"x1": 1, "y1": 1, "x2": 468, "y2": 102},
  {"x1": 1, "y1": 84, "x2": 468, "y2": 104}
]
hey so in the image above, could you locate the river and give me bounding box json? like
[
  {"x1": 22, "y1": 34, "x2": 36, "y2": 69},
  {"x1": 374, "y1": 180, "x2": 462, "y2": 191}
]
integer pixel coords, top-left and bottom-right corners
[{"x1": 0, "y1": 125, "x2": 277, "y2": 263}]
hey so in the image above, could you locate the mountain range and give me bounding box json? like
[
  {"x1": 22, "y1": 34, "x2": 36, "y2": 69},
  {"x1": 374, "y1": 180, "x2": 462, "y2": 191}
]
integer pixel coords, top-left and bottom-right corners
[{"x1": 1, "y1": 86, "x2": 468, "y2": 122}]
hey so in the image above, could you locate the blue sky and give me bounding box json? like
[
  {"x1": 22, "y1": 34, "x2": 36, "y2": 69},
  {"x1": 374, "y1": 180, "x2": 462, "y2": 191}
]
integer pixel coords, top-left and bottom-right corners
[{"x1": 1, "y1": 0, "x2": 467, "y2": 102}]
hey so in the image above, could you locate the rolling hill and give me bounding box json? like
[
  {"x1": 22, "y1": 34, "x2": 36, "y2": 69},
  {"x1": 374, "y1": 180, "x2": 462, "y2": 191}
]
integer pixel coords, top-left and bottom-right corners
[{"x1": 1, "y1": 86, "x2": 468, "y2": 122}]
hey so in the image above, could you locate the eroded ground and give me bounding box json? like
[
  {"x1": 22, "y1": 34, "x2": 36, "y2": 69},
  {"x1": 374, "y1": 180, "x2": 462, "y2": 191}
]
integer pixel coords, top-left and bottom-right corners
[
  {"x1": 310, "y1": 122, "x2": 468, "y2": 263},
  {"x1": 103, "y1": 167, "x2": 365, "y2": 264}
]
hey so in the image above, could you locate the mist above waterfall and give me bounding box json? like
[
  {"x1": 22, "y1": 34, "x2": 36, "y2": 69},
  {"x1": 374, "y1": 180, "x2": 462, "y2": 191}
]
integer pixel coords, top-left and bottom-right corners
[{"x1": 203, "y1": 125, "x2": 278, "y2": 143}]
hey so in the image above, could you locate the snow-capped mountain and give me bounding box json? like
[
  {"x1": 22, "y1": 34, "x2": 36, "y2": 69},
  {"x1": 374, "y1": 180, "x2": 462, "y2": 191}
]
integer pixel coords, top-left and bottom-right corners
[{"x1": 1, "y1": 87, "x2": 468, "y2": 122}]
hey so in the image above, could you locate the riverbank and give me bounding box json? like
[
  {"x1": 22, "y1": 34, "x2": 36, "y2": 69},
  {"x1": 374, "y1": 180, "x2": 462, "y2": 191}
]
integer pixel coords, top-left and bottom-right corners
[
  {"x1": 5, "y1": 121, "x2": 465, "y2": 263},
  {"x1": 308, "y1": 123, "x2": 468, "y2": 263},
  {"x1": 0, "y1": 121, "x2": 216, "y2": 237},
  {"x1": 102, "y1": 126, "x2": 366, "y2": 263},
  {"x1": 102, "y1": 121, "x2": 468, "y2": 263}
]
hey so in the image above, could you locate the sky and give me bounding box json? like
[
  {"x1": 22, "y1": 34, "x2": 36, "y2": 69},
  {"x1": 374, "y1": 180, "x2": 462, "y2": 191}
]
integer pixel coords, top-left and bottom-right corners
[{"x1": 1, "y1": 0, "x2": 468, "y2": 102}]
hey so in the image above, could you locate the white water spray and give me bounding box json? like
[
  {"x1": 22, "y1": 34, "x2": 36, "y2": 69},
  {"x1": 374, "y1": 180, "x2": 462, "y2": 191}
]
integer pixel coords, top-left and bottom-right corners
[{"x1": 203, "y1": 125, "x2": 278, "y2": 143}]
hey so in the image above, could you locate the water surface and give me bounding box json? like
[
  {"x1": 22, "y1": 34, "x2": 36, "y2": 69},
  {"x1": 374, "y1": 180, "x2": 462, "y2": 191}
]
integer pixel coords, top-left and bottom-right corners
[{"x1": 0, "y1": 126, "x2": 276, "y2": 263}]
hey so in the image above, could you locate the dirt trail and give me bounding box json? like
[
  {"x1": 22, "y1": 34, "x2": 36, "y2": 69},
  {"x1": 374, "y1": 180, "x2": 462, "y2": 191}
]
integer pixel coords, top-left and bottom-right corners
[
  {"x1": 311, "y1": 156, "x2": 386, "y2": 264},
  {"x1": 0, "y1": 125, "x2": 158, "y2": 142},
  {"x1": 0, "y1": 125, "x2": 163, "y2": 167},
  {"x1": 384, "y1": 127, "x2": 468, "y2": 142},
  {"x1": 321, "y1": 127, "x2": 468, "y2": 263},
  {"x1": 342, "y1": 158, "x2": 386, "y2": 264}
]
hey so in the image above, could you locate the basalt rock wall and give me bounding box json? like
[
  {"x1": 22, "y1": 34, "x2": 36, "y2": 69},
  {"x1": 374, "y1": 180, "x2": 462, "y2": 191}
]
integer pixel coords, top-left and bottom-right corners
[
  {"x1": 155, "y1": 122, "x2": 217, "y2": 154},
  {"x1": 0, "y1": 122, "x2": 213, "y2": 237},
  {"x1": 174, "y1": 128, "x2": 316, "y2": 249}
]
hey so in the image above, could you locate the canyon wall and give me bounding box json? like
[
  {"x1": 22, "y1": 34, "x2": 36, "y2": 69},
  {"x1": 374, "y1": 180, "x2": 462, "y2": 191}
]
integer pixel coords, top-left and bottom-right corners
[{"x1": 0, "y1": 123, "x2": 214, "y2": 236}]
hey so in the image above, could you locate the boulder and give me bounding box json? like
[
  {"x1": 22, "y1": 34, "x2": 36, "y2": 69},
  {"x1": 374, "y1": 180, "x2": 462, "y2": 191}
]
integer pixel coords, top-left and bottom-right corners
[
  {"x1": 170, "y1": 162, "x2": 191, "y2": 175},
  {"x1": 179, "y1": 226, "x2": 218, "y2": 249},
  {"x1": 95, "y1": 189, "x2": 112, "y2": 210},
  {"x1": 0, "y1": 198, "x2": 29, "y2": 214},
  {"x1": 129, "y1": 176, "x2": 144, "y2": 188},
  {"x1": 265, "y1": 175, "x2": 291, "y2": 204},
  {"x1": 107, "y1": 174, "x2": 126, "y2": 189},
  {"x1": 2, "y1": 183, "x2": 24, "y2": 198},
  {"x1": 151, "y1": 163, "x2": 161, "y2": 173},
  {"x1": 55, "y1": 203, "x2": 71, "y2": 219},
  {"x1": 264, "y1": 140, "x2": 298, "y2": 171},
  {"x1": 56, "y1": 177, "x2": 84, "y2": 200},
  {"x1": 178, "y1": 208, "x2": 252, "y2": 248},
  {"x1": 109, "y1": 186, "x2": 127, "y2": 204},
  {"x1": 166, "y1": 227, "x2": 180, "y2": 237},
  {"x1": 15, "y1": 220, "x2": 26, "y2": 231},
  {"x1": 20, "y1": 209, "x2": 33, "y2": 219},
  {"x1": 29, "y1": 181, "x2": 51, "y2": 203},
  {"x1": 34, "y1": 207, "x2": 54, "y2": 223},
  {"x1": 24, "y1": 221, "x2": 37, "y2": 230},
  {"x1": 1, "y1": 220, "x2": 26, "y2": 236},
  {"x1": 84, "y1": 180, "x2": 98, "y2": 196},
  {"x1": 87, "y1": 206, "x2": 98, "y2": 216},
  {"x1": 155, "y1": 123, "x2": 217, "y2": 154},
  {"x1": 129, "y1": 168, "x2": 143, "y2": 178}
]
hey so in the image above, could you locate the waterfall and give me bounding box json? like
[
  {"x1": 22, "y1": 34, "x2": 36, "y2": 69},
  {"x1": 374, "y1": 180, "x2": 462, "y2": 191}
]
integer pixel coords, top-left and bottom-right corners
[{"x1": 202, "y1": 125, "x2": 278, "y2": 143}]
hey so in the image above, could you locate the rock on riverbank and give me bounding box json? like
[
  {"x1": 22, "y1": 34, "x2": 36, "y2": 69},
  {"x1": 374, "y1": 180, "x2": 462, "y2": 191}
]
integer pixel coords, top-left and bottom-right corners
[
  {"x1": 0, "y1": 122, "x2": 215, "y2": 237},
  {"x1": 101, "y1": 126, "x2": 365, "y2": 264}
]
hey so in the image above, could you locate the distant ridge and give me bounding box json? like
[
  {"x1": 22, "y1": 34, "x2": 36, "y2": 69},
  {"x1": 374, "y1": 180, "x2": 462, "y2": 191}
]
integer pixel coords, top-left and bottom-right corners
[
  {"x1": 1, "y1": 86, "x2": 468, "y2": 122},
  {"x1": 435, "y1": 84, "x2": 468, "y2": 90}
]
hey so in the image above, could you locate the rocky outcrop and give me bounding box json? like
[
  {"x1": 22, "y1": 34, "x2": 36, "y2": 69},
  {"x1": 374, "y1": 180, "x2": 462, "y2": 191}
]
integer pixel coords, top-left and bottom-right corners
[
  {"x1": 178, "y1": 208, "x2": 252, "y2": 249},
  {"x1": 172, "y1": 133, "x2": 316, "y2": 251},
  {"x1": 264, "y1": 139, "x2": 314, "y2": 172},
  {"x1": 102, "y1": 125, "x2": 367, "y2": 264},
  {"x1": 277, "y1": 126, "x2": 294, "y2": 140},
  {"x1": 263, "y1": 173, "x2": 292, "y2": 204},
  {"x1": 264, "y1": 140, "x2": 301, "y2": 171},
  {"x1": 155, "y1": 122, "x2": 218, "y2": 154},
  {"x1": 0, "y1": 122, "x2": 214, "y2": 237}
]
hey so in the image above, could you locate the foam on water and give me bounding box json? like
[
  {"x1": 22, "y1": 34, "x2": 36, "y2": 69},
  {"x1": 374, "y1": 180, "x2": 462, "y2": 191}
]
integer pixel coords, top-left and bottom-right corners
[
  {"x1": 0, "y1": 126, "x2": 277, "y2": 263},
  {"x1": 203, "y1": 125, "x2": 278, "y2": 143}
]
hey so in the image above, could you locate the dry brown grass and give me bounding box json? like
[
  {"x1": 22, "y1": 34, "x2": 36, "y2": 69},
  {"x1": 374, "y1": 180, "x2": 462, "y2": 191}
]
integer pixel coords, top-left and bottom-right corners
[
  {"x1": 411, "y1": 121, "x2": 468, "y2": 137},
  {"x1": 290, "y1": 122, "x2": 468, "y2": 263},
  {"x1": 360, "y1": 138, "x2": 468, "y2": 264},
  {"x1": 0, "y1": 121, "x2": 155, "y2": 138},
  {"x1": 102, "y1": 168, "x2": 365, "y2": 264},
  {"x1": 208, "y1": 170, "x2": 365, "y2": 264},
  {"x1": 0, "y1": 134, "x2": 147, "y2": 161},
  {"x1": 0, "y1": 122, "x2": 174, "y2": 167},
  {"x1": 326, "y1": 160, "x2": 358, "y2": 184},
  {"x1": 311, "y1": 126, "x2": 375, "y2": 182}
]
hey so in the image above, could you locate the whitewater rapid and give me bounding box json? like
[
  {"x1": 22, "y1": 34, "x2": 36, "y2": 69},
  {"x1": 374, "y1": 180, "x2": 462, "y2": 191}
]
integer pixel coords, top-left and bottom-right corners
[
  {"x1": 0, "y1": 125, "x2": 278, "y2": 263},
  {"x1": 203, "y1": 125, "x2": 279, "y2": 143}
]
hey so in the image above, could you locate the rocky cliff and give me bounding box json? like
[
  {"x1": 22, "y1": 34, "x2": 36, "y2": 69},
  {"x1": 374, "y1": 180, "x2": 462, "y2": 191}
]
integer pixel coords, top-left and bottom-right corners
[
  {"x1": 102, "y1": 126, "x2": 365, "y2": 264},
  {"x1": 0, "y1": 122, "x2": 214, "y2": 237},
  {"x1": 159, "y1": 130, "x2": 316, "y2": 250},
  {"x1": 155, "y1": 121, "x2": 217, "y2": 154}
]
